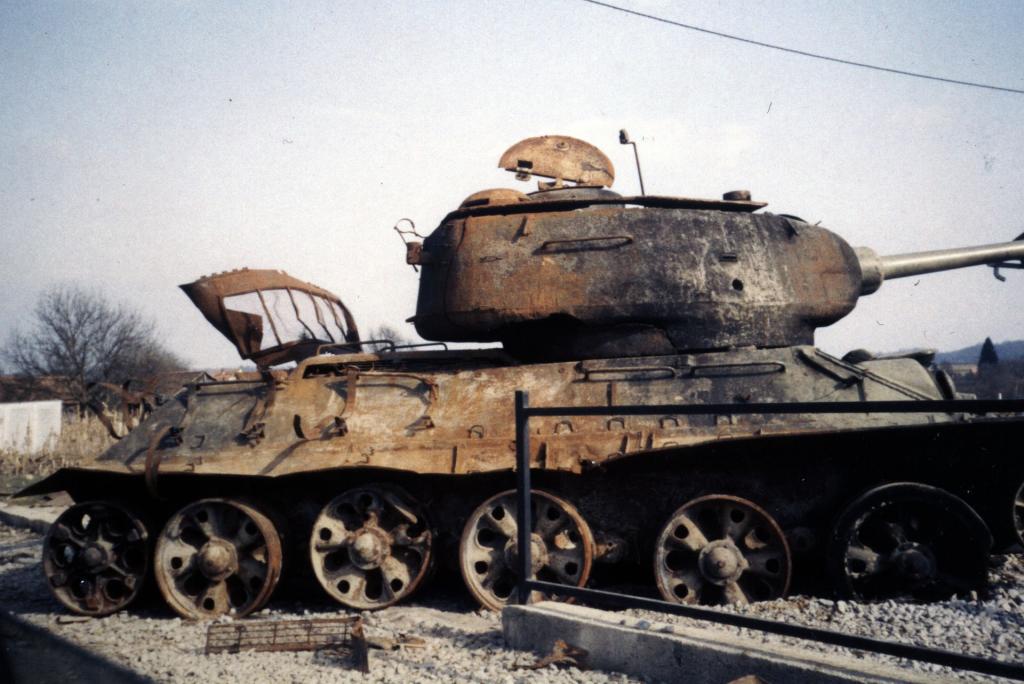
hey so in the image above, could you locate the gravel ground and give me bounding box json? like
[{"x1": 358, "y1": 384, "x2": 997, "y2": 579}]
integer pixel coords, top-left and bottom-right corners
[
  {"x1": 624, "y1": 554, "x2": 1024, "y2": 682},
  {"x1": 3, "y1": 518, "x2": 1023, "y2": 683},
  {"x1": 0, "y1": 522, "x2": 639, "y2": 683}
]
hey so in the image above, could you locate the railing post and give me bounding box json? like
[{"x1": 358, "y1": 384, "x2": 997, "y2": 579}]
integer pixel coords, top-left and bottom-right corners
[{"x1": 515, "y1": 390, "x2": 532, "y2": 605}]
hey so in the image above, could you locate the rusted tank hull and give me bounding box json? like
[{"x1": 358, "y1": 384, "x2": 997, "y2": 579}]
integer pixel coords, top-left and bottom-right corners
[
  {"x1": 20, "y1": 346, "x2": 1024, "y2": 610},
  {"x1": 27, "y1": 417, "x2": 1024, "y2": 595},
  {"x1": 23, "y1": 345, "x2": 959, "y2": 485}
]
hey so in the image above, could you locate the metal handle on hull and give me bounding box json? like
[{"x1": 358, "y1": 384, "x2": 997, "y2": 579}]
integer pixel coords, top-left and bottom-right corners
[{"x1": 537, "y1": 235, "x2": 634, "y2": 253}]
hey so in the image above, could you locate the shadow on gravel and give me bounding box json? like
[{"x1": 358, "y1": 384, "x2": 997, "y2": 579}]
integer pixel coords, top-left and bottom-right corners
[
  {"x1": 0, "y1": 612, "x2": 149, "y2": 684},
  {"x1": 412, "y1": 621, "x2": 504, "y2": 654},
  {"x1": 0, "y1": 562, "x2": 53, "y2": 614},
  {"x1": 361, "y1": 653, "x2": 519, "y2": 684}
]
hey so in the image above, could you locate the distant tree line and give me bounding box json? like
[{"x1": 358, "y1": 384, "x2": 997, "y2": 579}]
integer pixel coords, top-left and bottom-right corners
[{"x1": 938, "y1": 336, "x2": 1024, "y2": 400}]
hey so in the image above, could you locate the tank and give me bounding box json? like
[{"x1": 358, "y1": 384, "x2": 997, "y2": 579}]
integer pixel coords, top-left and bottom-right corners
[{"x1": 20, "y1": 135, "x2": 1024, "y2": 619}]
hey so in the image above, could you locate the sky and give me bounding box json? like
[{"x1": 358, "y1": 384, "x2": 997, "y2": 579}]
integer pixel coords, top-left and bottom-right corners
[{"x1": 1, "y1": 0, "x2": 1022, "y2": 370}]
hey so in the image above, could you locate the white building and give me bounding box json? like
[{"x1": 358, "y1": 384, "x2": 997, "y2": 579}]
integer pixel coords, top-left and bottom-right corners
[{"x1": 0, "y1": 400, "x2": 62, "y2": 453}]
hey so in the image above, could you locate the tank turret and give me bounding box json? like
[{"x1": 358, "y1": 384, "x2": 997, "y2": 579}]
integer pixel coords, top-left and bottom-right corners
[{"x1": 411, "y1": 135, "x2": 1023, "y2": 360}]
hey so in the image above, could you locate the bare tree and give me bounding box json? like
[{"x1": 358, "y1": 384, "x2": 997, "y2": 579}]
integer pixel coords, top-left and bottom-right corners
[
  {"x1": 3, "y1": 285, "x2": 187, "y2": 409},
  {"x1": 362, "y1": 324, "x2": 416, "y2": 351}
]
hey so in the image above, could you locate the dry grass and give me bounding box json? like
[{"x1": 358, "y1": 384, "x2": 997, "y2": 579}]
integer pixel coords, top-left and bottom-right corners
[{"x1": 0, "y1": 415, "x2": 117, "y2": 478}]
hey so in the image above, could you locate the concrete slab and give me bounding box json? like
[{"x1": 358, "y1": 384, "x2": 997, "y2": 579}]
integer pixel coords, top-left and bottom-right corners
[
  {"x1": 0, "y1": 502, "x2": 59, "y2": 536},
  {"x1": 502, "y1": 602, "x2": 936, "y2": 684}
]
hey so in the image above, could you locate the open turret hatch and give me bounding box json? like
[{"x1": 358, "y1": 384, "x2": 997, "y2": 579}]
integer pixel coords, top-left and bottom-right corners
[
  {"x1": 181, "y1": 269, "x2": 360, "y2": 367},
  {"x1": 498, "y1": 135, "x2": 615, "y2": 188}
]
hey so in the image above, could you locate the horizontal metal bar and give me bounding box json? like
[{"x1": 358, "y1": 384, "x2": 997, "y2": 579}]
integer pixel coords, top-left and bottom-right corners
[
  {"x1": 521, "y1": 399, "x2": 1024, "y2": 418},
  {"x1": 522, "y1": 580, "x2": 1024, "y2": 681},
  {"x1": 390, "y1": 341, "x2": 449, "y2": 351},
  {"x1": 317, "y1": 339, "x2": 390, "y2": 354},
  {"x1": 191, "y1": 379, "x2": 266, "y2": 389}
]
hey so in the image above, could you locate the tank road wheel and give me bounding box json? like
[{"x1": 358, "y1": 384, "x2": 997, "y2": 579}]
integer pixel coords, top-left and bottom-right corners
[
  {"x1": 828, "y1": 483, "x2": 992, "y2": 601},
  {"x1": 459, "y1": 489, "x2": 594, "y2": 611},
  {"x1": 154, "y1": 498, "x2": 283, "y2": 619},
  {"x1": 42, "y1": 501, "x2": 149, "y2": 616},
  {"x1": 654, "y1": 495, "x2": 791, "y2": 606},
  {"x1": 1013, "y1": 480, "x2": 1024, "y2": 547},
  {"x1": 310, "y1": 485, "x2": 432, "y2": 610}
]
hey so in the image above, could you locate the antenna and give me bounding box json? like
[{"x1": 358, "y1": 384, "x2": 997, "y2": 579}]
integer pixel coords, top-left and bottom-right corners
[{"x1": 619, "y1": 129, "x2": 646, "y2": 196}]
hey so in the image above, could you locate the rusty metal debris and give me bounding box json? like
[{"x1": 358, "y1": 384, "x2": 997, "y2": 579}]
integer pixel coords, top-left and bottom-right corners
[
  {"x1": 204, "y1": 616, "x2": 369, "y2": 672},
  {"x1": 365, "y1": 633, "x2": 426, "y2": 651},
  {"x1": 85, "y1": 380, "x2": 158, "y2": 440},
  {"x1": 520, "y1": 639, "x2": 588, "y2": 670},
  {"x1": 55, "y1": 615, "x2": 93, "y2": 624},
  {"x1": 393, "y1": 218, "x2": 425, "y2": 272}
]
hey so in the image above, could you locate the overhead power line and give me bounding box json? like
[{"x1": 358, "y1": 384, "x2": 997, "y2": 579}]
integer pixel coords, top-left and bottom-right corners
[{"x1": 579, "y1": 0, "x2": 1024, "y2": 95}]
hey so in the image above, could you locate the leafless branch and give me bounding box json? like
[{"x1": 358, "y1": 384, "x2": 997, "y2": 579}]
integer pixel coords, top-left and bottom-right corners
[{"x1": 2, "y1": 284, "x2": 187, "y2": 406}]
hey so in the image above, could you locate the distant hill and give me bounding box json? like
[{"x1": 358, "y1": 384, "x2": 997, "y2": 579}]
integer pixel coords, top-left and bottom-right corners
[{"x1": 934, "y1": 339, "x2": 1024, "y2": 364}]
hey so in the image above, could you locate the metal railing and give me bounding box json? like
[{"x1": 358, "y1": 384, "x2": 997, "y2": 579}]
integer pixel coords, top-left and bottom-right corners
[{"x1": 512, "y1": 390, "x2": 1024, "y2": 681}]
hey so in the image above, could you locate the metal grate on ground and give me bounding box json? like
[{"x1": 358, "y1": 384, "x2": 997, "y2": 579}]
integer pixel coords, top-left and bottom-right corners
[{"x1": 205, "y1": 616, "x2": 369, "y2": 672}]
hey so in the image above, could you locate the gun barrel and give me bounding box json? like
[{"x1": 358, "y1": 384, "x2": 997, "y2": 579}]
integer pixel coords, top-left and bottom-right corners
[{"x1": 857, "y1": 240, "x2": 1024, "y2": 294}]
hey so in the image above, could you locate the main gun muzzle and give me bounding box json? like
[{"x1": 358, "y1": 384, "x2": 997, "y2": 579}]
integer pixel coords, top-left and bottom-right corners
[{"x1": 857, "y1": 235, "x2": 1024, "y2": 294}]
